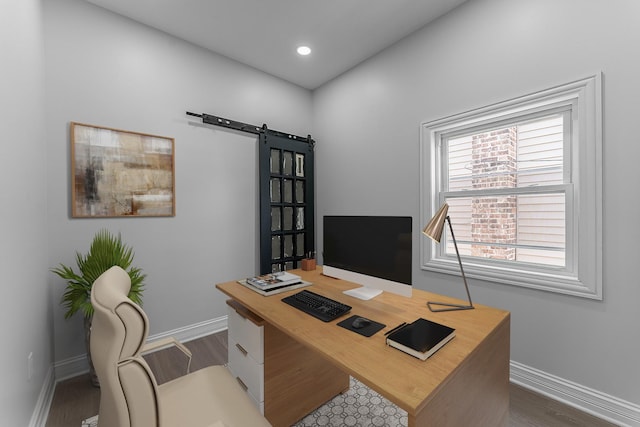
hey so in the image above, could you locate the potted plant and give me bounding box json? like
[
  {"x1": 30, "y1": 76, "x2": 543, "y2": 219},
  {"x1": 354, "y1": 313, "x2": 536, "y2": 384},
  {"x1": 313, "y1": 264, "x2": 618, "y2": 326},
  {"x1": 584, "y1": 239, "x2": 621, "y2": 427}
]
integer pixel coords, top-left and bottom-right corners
[{"x1": 52, "y1": 229, "x2": 145, "y2": 386}]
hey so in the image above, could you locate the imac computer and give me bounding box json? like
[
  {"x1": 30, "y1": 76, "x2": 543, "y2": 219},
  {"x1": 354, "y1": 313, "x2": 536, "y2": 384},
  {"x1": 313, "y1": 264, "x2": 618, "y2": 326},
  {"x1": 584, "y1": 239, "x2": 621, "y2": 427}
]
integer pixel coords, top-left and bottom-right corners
[{"x1": 322, "y1": 215, "x2": 412, "y2": 300}]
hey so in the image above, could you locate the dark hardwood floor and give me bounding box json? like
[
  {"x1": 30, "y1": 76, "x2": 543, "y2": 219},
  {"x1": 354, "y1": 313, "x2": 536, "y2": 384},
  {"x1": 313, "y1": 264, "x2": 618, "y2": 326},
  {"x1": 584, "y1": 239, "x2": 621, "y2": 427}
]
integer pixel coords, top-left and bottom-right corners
[{"x1": 46, "y1": 331, "x2": 616, "y2": 427}]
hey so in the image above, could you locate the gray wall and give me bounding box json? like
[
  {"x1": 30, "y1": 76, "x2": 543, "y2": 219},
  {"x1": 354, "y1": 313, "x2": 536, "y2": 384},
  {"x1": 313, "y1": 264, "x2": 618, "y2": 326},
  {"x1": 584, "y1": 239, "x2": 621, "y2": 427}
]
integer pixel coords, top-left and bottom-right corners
[
  {"x1": 314, "y1": 0, "x2": 639, "y2": 405},
  {"x1": 44, "y1": 0, "x2": 313, "y2": 363},
  {"x1": 0, "y1": 1, "x2": 51, "y2": 425},
  {"x1": 10, "y1": 0, "x2": 640, "y2": 422}
]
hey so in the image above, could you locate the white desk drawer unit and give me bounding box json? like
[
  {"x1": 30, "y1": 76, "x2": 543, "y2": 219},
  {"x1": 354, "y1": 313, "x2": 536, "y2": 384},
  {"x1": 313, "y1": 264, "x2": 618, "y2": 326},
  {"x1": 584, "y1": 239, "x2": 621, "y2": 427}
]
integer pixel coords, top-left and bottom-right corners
[{"x1": 226, "y1": 300, "x2": 265, "y2": 413}]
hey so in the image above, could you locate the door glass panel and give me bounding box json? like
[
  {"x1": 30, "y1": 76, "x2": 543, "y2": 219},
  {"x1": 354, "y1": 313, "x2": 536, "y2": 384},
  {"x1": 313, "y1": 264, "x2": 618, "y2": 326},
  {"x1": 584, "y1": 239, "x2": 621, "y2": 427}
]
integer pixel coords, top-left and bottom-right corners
[
  {"x1": 284, "y1": 235, "x2": 293, "y2": 258},
  {"x1": 270, "y1": 178, "x2": 281, "y2": 202},
  {"x1": 271, "y1": 236, "x2": 281, "y2": 260},
  {"x1": 296, "y1": 181, "x2": 304, "y2": 203},
  {"x1": 271, "y1": 207, "x2": 281, "y2": 231},
  {"x1": 296, "y1": 207, "x2": 304, "y2": 230},
  {"x1": 283, "y1": 151, "x2": 293, "y2": 176},
  {"x1": 285, "y1": 261, "x2": 295, "y2": 270},
  {"x1": 283, "y1": 207, "x2": 293, "y2": 230},
  {"x1": 270, "y1": 149, "x2": 280, "y2": 174},
  {"x1": 296, "y1": 233, "x2": 305, "y2": 256},
  {"x1": 295, "y1": 153, "x2": 305, "y2": 177},
  {"x1": 283, "y1": 179, "x2": 293, "y2": 203}
]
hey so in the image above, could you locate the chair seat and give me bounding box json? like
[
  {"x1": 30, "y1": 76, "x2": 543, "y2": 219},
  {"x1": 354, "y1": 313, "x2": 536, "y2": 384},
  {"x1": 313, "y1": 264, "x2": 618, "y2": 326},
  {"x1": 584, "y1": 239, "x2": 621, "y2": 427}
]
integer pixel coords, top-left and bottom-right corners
[{"x1": 159, "y1": 365, "x2": 271, "y2": 427}]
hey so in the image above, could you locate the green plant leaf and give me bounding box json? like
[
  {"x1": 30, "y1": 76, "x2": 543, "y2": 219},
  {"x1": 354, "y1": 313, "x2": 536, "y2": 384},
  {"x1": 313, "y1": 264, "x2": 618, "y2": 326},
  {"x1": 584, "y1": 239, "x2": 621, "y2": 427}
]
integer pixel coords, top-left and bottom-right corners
[{"x1": 51, "y1": 229, "x2": 145, "y2": 319}]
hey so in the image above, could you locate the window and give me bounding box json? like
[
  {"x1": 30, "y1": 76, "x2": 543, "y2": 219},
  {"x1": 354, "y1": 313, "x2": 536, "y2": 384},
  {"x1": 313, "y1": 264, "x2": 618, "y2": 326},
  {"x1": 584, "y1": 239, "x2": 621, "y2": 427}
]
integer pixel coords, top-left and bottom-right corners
[{"x1": 420, "y1": 74, "x2": 602, "y2": 299}]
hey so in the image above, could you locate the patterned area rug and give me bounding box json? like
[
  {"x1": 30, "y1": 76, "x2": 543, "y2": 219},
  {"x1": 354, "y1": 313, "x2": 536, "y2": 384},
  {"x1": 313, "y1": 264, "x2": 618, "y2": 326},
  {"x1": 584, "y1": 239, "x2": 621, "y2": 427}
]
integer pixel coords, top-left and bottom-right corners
[
  {"x1": 82, "y1": 377, "x2": 407, "y2": 427},
  {"x1": 293, "y1": 377, "x2": 408, "y2": 427}
]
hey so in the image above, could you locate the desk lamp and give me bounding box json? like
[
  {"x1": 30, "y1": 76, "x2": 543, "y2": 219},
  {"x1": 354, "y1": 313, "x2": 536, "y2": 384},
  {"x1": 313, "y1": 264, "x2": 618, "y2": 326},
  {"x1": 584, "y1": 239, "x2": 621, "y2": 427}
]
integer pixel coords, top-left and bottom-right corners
[{"x1": 423, "y1": 203, "x2": 474, "y2": 312}]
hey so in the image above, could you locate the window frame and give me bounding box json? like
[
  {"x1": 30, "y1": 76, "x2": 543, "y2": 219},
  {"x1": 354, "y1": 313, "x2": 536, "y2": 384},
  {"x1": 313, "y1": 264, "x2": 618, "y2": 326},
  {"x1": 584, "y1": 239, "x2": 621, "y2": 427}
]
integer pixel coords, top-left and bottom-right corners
[{"x1": 420, "y1": 74, "x2": 602, "y2": 299}]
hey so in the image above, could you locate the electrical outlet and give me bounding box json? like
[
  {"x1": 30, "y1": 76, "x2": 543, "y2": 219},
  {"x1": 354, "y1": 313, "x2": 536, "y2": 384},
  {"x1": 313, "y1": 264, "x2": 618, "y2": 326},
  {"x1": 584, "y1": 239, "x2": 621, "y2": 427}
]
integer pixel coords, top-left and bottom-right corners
[{"x1": 27, "y1": 352, "x2": 33, "y2": 381}]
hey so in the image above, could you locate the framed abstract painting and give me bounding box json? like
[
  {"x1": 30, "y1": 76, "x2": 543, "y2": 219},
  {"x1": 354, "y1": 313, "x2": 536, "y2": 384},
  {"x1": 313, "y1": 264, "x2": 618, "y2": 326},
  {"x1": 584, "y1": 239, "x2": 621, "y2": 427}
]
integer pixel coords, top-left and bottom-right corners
[{"x1": 70, "y1": 122, "x2": 175, "y2": 217}]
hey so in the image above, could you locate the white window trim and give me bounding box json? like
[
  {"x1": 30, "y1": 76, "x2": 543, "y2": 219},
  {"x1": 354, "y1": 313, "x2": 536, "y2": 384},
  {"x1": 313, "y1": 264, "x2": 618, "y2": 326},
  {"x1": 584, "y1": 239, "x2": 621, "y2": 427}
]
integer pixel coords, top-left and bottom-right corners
[{"x1": 420, "y1": 73, "x2": 602, "y2": 299}]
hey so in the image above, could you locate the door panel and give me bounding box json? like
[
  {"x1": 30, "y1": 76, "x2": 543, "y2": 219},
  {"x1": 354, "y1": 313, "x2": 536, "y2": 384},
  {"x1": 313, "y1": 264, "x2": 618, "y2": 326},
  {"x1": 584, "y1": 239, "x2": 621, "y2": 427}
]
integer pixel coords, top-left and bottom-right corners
[{"x1": 259, "y1": 132, "x2": 314, "y2": 273}]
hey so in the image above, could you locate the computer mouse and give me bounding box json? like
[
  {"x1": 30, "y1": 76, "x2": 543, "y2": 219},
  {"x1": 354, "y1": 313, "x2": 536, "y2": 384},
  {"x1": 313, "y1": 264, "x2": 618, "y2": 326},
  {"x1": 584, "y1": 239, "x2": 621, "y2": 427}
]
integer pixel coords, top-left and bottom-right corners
[{"x1": 352, "y1": 317, "x2": 371, "y2": 329}]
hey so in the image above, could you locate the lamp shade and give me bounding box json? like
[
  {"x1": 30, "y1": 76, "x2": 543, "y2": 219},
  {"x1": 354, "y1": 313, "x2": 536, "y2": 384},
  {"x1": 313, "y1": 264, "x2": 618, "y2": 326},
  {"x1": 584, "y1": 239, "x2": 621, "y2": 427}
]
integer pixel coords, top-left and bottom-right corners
[{"x1": 422, "y1": 203, "x2": 449, "y2": 243}]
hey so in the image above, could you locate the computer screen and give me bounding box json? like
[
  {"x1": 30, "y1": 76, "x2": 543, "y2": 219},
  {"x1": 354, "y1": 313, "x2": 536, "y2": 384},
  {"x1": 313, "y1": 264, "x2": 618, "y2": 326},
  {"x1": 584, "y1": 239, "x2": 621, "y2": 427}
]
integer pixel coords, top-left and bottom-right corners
[{"x1": 322, "y1": 215, "x2": 412, "y2": 300}]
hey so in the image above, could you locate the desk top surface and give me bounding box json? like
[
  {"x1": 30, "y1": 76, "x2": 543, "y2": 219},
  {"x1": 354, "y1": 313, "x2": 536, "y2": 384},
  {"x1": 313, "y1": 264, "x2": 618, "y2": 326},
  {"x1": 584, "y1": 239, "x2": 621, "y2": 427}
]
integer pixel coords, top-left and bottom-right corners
[{"x1": 216, "y1": 268, "x2": 510, "y2": 415}]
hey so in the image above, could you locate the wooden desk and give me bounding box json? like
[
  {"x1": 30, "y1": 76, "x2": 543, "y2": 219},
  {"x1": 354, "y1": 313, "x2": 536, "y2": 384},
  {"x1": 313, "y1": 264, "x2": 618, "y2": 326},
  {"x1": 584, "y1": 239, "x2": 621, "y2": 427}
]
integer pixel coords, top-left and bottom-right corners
[{"x1": 217, "y1": 269, "x2": 510, "y2": 427}]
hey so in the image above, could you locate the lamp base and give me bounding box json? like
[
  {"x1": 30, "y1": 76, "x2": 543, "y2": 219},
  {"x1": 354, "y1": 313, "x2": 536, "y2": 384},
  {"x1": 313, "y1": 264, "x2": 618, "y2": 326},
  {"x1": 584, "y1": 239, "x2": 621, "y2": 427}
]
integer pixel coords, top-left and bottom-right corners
[{"x1": 427, "y1": 301, "x2": 474, "y2": 312}]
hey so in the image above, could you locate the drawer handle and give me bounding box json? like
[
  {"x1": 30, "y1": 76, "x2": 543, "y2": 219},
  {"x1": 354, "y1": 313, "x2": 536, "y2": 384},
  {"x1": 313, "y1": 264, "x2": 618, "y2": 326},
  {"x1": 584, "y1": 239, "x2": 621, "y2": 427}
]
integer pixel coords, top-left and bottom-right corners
[
  {"x1": 235, "y1": 343, "x2": 248, "y2": 356},
  {"x1": 236, "y1": 376, "x2": 248, "y2": 391}
]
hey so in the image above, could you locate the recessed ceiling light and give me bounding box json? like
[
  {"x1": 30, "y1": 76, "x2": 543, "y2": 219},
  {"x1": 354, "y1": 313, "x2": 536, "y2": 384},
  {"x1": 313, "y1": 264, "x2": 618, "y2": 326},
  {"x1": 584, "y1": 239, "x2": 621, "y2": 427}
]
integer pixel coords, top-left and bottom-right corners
[{"x1": 296, "y1": 46, "x2": 311, "y2": 56}]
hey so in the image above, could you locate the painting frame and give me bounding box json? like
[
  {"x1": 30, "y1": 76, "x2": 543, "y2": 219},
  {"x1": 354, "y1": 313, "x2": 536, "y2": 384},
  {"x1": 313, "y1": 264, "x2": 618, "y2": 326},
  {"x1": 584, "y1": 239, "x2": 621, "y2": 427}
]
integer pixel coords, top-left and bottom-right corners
[{"x1": 70, "y1": 122, "x2": 175, "y2": 218}]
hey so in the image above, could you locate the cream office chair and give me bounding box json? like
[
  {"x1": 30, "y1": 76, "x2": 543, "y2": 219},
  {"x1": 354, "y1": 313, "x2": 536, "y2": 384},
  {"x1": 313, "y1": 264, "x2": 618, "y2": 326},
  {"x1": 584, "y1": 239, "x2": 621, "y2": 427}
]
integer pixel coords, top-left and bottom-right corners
[{"x1": 90, "y1": 266, "x2": 271, "y2": 427}]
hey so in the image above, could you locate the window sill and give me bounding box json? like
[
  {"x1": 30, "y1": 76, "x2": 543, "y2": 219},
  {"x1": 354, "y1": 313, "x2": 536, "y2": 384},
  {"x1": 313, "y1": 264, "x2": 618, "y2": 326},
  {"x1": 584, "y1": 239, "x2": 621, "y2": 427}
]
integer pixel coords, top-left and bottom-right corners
[{"x1": 421, "y1": 257, "x2": 601, "y2": 300}]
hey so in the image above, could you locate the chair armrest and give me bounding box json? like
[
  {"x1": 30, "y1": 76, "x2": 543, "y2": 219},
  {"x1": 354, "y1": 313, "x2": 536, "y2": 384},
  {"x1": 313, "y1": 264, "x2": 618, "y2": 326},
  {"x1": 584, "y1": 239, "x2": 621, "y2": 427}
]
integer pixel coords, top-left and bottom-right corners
[{"x1": 142, "y1": 337, "x2": 192, "y2": 374}]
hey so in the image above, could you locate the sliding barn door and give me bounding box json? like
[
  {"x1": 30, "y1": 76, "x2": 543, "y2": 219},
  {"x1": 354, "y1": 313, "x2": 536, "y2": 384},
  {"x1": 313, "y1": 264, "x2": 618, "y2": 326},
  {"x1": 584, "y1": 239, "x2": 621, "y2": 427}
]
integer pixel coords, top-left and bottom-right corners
[{"x1": 259, "y1": 131, "x2": 315, "y2": 274}]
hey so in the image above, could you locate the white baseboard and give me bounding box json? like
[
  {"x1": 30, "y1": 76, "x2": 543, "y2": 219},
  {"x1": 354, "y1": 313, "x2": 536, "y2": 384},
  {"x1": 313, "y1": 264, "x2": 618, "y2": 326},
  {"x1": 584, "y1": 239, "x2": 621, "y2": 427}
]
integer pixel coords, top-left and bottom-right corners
[
  {"x1": 53, "y1": 315, "x2": 227, "y2": 381},
  {"x1": 54, "y1": 353, "x2": 89, "y2": 383},
  {"x1": 28, "y1": 365, "x2": 56, "y2": 427},
  {"x1": 511, "y1": 360, "x2": 640, "y2": 427},
  {"x1": 148, "y1": 316, "x2": 227, "y2": 343}
]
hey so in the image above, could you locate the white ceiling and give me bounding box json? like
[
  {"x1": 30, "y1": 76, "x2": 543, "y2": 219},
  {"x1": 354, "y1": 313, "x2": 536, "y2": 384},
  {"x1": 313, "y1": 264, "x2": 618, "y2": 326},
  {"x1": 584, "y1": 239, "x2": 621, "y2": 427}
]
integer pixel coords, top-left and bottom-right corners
[{"x1": 84, "y1": 0, "x2": 469, "y2": 89}]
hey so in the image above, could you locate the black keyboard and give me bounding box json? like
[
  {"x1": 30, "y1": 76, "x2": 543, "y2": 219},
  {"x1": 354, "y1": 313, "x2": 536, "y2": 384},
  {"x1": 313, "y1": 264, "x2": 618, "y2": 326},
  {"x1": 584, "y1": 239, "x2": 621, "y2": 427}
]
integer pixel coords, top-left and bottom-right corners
[{"x1": 282, "y1": 290, "x2": 352, "y2": 322}]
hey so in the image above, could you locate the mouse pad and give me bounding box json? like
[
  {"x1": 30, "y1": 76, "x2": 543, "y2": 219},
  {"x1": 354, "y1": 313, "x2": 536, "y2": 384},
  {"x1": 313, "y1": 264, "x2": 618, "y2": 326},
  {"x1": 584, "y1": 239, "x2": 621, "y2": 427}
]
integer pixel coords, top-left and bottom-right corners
[{"x1": 338, "y1": 315, "x2": 386, "y2": 337}]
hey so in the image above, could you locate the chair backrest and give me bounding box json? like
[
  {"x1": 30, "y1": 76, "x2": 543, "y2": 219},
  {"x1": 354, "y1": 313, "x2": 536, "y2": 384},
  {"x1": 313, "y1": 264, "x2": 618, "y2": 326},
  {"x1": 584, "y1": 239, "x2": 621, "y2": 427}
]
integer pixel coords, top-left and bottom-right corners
[{"x1": 91, "y1": 266, "x2": 160, "y2": 427}]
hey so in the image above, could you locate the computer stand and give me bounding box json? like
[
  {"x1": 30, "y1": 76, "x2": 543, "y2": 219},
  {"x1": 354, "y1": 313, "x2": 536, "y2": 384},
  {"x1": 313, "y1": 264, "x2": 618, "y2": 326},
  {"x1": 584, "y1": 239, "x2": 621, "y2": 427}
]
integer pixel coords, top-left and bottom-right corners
[{"x1": 343, "y1": 287, "x2": 383, "y2": 301}]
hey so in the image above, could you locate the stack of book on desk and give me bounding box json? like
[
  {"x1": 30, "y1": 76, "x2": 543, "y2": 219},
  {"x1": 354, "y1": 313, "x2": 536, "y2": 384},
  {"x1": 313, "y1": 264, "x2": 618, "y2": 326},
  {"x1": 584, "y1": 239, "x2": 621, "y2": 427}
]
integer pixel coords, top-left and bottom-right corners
[
  {"x1": 239, "y1": 271, "x2": 310, "y2": 296},
  {"x1": 385, "y1": 318, "x2": 455, "y2": 360}
]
